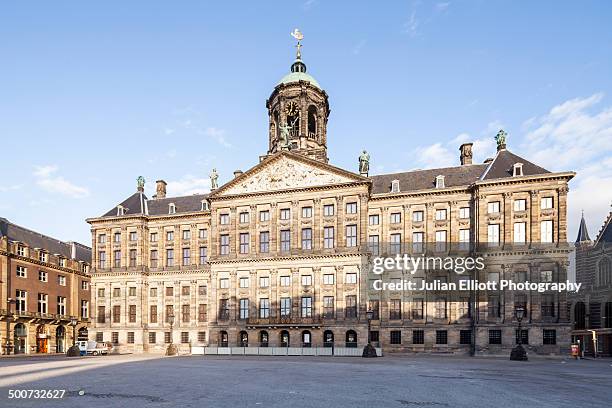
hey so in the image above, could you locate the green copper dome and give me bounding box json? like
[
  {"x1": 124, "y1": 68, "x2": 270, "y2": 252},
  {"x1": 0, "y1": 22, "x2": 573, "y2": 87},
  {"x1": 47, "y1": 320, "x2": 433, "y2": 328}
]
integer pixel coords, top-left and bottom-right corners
[{"x1": 277, "y1": 59, "x2": 321, "y2": 88}]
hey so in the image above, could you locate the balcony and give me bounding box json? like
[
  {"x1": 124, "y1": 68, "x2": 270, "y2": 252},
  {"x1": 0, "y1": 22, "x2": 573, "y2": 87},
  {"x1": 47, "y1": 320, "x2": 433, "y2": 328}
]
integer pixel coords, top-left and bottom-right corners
[{"x1": 246, "y1": 316, "x2": 323, "y2": 328}]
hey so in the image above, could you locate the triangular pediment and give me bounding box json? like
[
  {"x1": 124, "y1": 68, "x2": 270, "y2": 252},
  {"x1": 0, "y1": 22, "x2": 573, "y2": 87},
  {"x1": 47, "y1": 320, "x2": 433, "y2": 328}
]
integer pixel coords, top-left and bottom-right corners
[{"x1": 211, "y1": 152, "x2": 367, "y2": 197}]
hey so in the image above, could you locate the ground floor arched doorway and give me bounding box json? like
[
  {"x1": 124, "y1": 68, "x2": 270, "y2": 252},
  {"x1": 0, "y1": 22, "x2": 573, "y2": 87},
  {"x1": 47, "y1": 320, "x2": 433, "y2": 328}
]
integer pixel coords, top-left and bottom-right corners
[
  {"x1": 14, "y1": 323, "x2": 27, "y2": 354},
  {"x1": 36, "y1": 325, "x2": 48, "y2": 353},
  {"x1": 56, "y1": 326, "x2": 66, "y2": 353},
  {"x1": 323, "y1": 330, "x2": 334, "y2": 347}
]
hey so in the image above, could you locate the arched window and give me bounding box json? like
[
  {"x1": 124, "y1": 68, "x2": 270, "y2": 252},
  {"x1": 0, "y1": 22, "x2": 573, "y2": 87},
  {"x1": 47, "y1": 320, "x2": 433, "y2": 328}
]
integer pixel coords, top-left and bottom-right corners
[
  {"x1": 302, "y1": 330, "x2": 311, "y2": 348},
  {"x1": 307, "y1": 105, "x2": 317, "y2": 139},
  {"x1": 239, "y1": 331, "x2": 248, "y2": 347},
  {"x1": 346, "y1": 330, "x2": 357, "y2": 348},
  {"x1": 574, "y1": 302, "x2": 586, "y2": 330},
  {"x1": 323, "y1": 330, "x2": 334, "y2": 347},
  {"x1": 598, "y1": 257, "x2": 611, "y2": 286},
  {"x1": 280, "y1": 330, "x2": 290, "y2": 347},
  {"x1": 259, "y1": 331, "x2": 269, "y2": 347},
  {"x1": 273, "y1": 110, "x2": 280, "y2": 141},
  {"x1": 219, "y1": 330, "x2": 228, "y2": 347}
]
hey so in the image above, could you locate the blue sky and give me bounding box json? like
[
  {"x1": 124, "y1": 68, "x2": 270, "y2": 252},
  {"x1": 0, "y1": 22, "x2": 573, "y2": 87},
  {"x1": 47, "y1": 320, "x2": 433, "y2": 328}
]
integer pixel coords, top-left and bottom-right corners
[{"x1": 1, "y1": 1, "x2": 611, "y2": 245}]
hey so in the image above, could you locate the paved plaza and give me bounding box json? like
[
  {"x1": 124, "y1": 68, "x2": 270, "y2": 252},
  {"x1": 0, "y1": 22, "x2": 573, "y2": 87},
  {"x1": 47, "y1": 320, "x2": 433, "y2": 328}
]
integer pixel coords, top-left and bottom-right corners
[{"x1": 0, "y1": 354, "x2": 611, "y2": 408}]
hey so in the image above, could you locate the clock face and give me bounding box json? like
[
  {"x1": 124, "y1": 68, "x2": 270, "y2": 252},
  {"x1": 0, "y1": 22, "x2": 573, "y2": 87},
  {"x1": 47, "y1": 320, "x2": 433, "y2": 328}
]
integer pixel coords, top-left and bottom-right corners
[{"x1": 284, "y1": 101, "x2": 299, "y2": 116}]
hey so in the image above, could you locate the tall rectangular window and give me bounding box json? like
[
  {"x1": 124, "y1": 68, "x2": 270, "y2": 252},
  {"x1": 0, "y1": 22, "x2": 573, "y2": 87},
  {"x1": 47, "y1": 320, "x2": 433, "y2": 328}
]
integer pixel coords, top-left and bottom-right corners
[
  {"x1": 199, "y1": 247, "x2": 207, "y2": 264},
  {"x1": 218, "y1": 299, "x2": 229, "y2": 321},
  {"x1": 98, "y1": 251, "x2": 106, "y2": 269},
  {"x1": 280, "y1": 297, "x2": 291, "y2": 316},
  {"x1": 301, "y1": 297, "x2": 312, "y2": 317},
  {"x1": 259, "y1": 298, "x2": 270, "y2": 318},
  {"x1": 390, "y1": 299, "x2": 402, "y2": 320},
  {"x1": 259, "y1": 232, "x2": 270, "y2": 253},
  {"x1": 345, "y1": 295, "x2": 357, "y2": 318},
  {"x1": 130, "y1": 305, "x2": 137, "y2": 322},
  {"x1": 390, "y1": 233, "x2": 401, "y2": 254},
  {"x1": 150, "y1": 305, "x2": 158, "y2": 323},
  {"x1": 57, "y1": 296, "x2": 66, "y2": 315},
  {"x1": 346, "y1": 224, "x2": 357, "y2": 247},
  {"x1": 259, "y1": 276, "x2": 270, "y2": 288},
  {"x1": 166, "y1": 231, "x2": 174, "y2": 241},
  {"x1": 219, "y1": 214, "x2": 229, "y2": 225},
  {"x1": 412, "y1": 299, "x2": 424, "y2": 319},
  {"x1": 323, "y1": 296, "x2": 334, "y2": 318},
  {"x1": 280, "y1": 275, "x2": 291, "y2": 286},
  {"x1": 435, "y1": 209, "x2": 447, "y2": 220},
  {"x1": 434, "y1": 298, "x2": 447, "y2": 319},
  {"x1": 166, "y1": 249, "x2": 174, "y2": 266},
  {"x1": 323, "y1": 204, "x2": 334, "y2": 216},
  {"x1": 81, "y1": 300, "x2": 89, "y2": 318},
  {"x1": 487, "y1": 224, "x2": 500, "y2": 247},
  {"x1": 182, "y1": 248, "x2": 190, "y2": 265},
  {"x1": 182, "y1": 229, "x2": 191, "y2": 240},
  {"x1": 324, "y1": 227, "x2": 335, "y2": 248},
  {"x1": 198, "y1": 229, "x2": 207, "y2": 239},
  {"x1": 301, "y1": 228, "x2": 312, "y2": 250},
  {"x1": 16, "y1": 290, "x2": 27, "y2": 313},
  {"x1": 369, "y1": 214, "x2": 380, "y2": 225},
  {"x1": 150, "y1": 250, "x2": 158, "y2": 268},
  {"x1": 97, "y1": 306, "x2": 106, "y2": 323},
  {"x1": 412, "y1": 232, "x2": 423, "y2": 253},
  {"x1": 459, "y1": 229, "x2": 470, "y2": 250},
  {"x1": 129, "y1": 249, "x2": 137, "y2": 267},
  {"x1": 514, "y1": 222, "x2": 526, "y2": 244},
  {"x1": 368, "y1": 235, "x2": 380, "y2": 255},
  {"x1": 259, "y1": 210, "x2": 270, "y2": 222},
  {"x1": 435, "y1": 230, "x2": 447, "y2": 252},
  {"x1": 239, "y1": 233, "x2": 249, "y2": 254},
  {"x1": 220, "y1": 235, "x2": 230, "y2": 255},
  {"x1": 219, "y1": 278, "x2": 229, "y2": 289},
  {"x1": 280, "y1": 230, "x2": 291, "y2": 252},
  {"x1": 239, "y1": 299, "x2": 249, "y2": 319},
  {"x1": 198, "y1": 304, "x2": 207, "y2": 322},
  {"x1": 541, "y1": 294, "x2": 555, "y2": 317},
  {"x1": 112, "y1": 305, "x2": 121, "y2": 323},
  {"x1": 38, "y1": 293, "x2": 48, "y2": 314},
  {"x1": 150, "y1": 232, "x2": 157, "y2": 242},
  {"x1": 323, "y1": 274, "x2": 335, "y2": 285},
  {"x1": 113, "y1": 250, "x2": 121, "y2": 268},
  {"x1": 345, "y1": 273, "x2": 357, "y2": 284},
  {"x1": 459, "y1": 207, "x2": 470, "y2": 219},
  {"x1": 239, "y1": 277, "x2": 249, "y2": 288},
  {"x1": 301, "y1": 207, "x2": 312, "y2": 218},
  {"x1": 541, "y1": 220, "x2": 553, "y2": 243}
]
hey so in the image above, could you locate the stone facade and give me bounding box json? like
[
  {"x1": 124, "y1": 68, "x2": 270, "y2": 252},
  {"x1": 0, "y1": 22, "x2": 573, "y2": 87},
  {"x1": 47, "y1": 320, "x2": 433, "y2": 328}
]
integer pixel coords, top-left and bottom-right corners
[
  {"x1": 0, "y1": 218, "x2": 91, "y2": 355},
  {"x1": 86, "y1": 44, "x2": 575, "y2": 355}
]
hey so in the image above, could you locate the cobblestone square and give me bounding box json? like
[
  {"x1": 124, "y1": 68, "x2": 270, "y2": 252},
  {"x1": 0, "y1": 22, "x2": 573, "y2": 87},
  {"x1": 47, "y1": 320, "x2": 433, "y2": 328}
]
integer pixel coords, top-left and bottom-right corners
[{"x1": 1, "y1": 355, "x2": 611, "y2": 408}]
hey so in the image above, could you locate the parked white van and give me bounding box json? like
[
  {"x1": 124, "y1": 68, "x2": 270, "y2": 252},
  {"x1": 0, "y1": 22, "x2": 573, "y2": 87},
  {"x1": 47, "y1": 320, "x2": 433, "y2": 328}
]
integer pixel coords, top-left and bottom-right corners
[{"x1": 86, "y1": 341, "x2": 111, "y2": 356}]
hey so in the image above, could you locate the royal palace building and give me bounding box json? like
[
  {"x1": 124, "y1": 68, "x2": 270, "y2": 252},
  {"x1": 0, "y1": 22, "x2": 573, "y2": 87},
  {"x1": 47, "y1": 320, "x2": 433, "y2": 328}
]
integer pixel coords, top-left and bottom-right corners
[
  {"x1": 0, "y1": 218, "x2": 91, "y2": 354},
  {"x1": 86, "y1": 38, "x2": 575, "y2": 355}
]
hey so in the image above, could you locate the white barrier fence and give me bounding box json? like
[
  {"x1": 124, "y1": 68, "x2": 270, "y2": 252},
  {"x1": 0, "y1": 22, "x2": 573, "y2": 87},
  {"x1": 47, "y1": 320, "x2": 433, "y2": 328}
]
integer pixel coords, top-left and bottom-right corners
[{"x1": 191, "y1": 346, "x2": 382, "y2": 357}]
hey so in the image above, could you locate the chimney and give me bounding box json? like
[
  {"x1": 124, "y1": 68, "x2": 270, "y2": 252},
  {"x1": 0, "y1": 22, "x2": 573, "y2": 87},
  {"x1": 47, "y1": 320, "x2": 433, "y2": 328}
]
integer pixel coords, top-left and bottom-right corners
[
  {"x1": 459, "y1": 143, "x2": 473, "y2": 165},
  {"x1": 233, "y1": 170, "x2": 243, "y2": 179},
  {"x1": 155, "y1": 180, "x2": 167, "y2": 199},
  {"x1": 70, "y1": 242, "x2": 77, "y2": 260}
]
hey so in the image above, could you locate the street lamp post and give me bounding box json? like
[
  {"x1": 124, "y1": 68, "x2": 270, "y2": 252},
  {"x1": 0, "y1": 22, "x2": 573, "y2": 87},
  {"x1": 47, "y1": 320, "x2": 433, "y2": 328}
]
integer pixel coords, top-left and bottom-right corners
[
  {"x1": 66, "y1": 317, "x2": 80, "y2": 357},
  {"x1": 362, "y1": 309, "x2": 377, "y2": 358},
  {"x1": 510, "y1": 306, "x2": 528, "y2": 361},
  {"x1": 166, "y1": 312, "x2": 177, "y2": 356},
  {"x1": 4, "y1": 298, "x2": 16, "y2": 355}
]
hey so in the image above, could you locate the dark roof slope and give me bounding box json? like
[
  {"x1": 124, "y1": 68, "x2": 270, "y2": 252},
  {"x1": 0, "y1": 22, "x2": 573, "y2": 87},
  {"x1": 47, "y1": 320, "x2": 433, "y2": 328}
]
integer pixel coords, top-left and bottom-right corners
[
  {"x1": 371, "y1": 164, "x2": 487, "y2": 194},
  {"x1": 0, "y1": 217, "x2": 91, "y2": 262},
  {"x1": 147, "y1": 194, "x2": 209, "y2": 216},
  {"x1": 102, "y1": 192, "x2": 147, "y2": 217},
  {"x1": 595, "y1": 208, "x2": 612, "y2": 245},
  {"x1": 482, "y1": 150, "x2": 549, "y2": 180}
]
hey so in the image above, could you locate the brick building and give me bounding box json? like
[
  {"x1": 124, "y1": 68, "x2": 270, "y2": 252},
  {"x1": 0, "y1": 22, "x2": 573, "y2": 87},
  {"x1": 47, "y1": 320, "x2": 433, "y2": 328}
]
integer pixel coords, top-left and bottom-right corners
[
  {"x1": 86, "y1": 38, "x2": 574, "y2": 355},
  {"x1": 0, "y1": 218, "x2": 91, "y2": 354}
]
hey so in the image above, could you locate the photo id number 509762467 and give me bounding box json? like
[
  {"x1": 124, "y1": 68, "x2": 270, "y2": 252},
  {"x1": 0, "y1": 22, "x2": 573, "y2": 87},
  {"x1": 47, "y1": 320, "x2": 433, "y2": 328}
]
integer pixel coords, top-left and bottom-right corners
[{"x1": 8, "y1": 389, "x2": 66, "y2": 399}]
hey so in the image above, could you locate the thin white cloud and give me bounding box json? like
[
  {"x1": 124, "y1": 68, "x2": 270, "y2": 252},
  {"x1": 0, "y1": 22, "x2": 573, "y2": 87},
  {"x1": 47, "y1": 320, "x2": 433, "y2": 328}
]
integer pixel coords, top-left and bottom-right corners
[
  {"x1": 0, "y1": 184, "x2": 22, "y2": 192},
  {"x1": 303, "y1": 0, "x2": 317, "y2": 10},
  {"x1": 352, "y1": 40, "x2": 366, "y2": 55},
  {"x1": 403, "y1": 10, "x2": 420, "y2": 37},
  {"x1": 33, "y1": 165, "x2": 90, "y2": 198},
  {"x1": 204, "y1": 127, "x2": 232, "y2": 148},
  {"x1": 166, "y1": 175, "x2": 211, "y2": 196},
  {"x1": 414, "y1": 143, "x2": 455, "y2": 168},
  {"x1": 436, "y1": 2, "x2": 451, "y2": 12}
]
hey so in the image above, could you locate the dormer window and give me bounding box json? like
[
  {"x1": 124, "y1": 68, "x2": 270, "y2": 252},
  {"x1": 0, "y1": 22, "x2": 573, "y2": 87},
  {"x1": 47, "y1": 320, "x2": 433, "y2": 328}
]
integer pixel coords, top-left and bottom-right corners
[
  {"x1": 17, "y1": 245, "x2": 26, "y2": 257},
  {"x1": 391, "y1": 179, "x2": 400, "y2": 193},
  {"x1": 435, "y1": 175, "x2": 445, "y2": 189},
  {"x1": 168, "y1": 203, "x2": 176, "y2": 214},
  {"x1": 201, "y1": 200, "x2": 210, "y2": 211},
  {"x1": 39, "y1": 251, "x2": 48, "y2": 263},
  {"x1": 59, "y1": 258, "x2": 66, "y2": 267},
  {"x1": 117, "y1": 205, "x2": 125, "y2": 216},
  {"x1": 513, "y1": 162, "x2": 524, "y2": 177}
]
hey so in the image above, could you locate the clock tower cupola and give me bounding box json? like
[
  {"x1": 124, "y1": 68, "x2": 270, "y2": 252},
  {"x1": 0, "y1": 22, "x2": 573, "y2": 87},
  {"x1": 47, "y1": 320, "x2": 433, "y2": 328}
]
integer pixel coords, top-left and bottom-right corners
[{"x1": 266, "y1": 29, "x2": 330, "y2": 163}]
